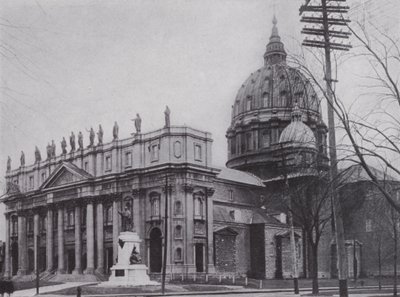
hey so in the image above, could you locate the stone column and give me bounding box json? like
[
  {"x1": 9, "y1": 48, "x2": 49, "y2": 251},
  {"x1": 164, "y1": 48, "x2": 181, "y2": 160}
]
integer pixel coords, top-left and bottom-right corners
[
  {"x1": 85, "y1": 200, "x2": 95, "y2": 274},
  {"x1": 4, "y1": 214, "x2": 10, "y2": 278},
  {"x1": 95, "y1": 202, "x2": 104, "y2": 274},
  {"x1": 17, "y1": 214, "x2": 27, "y2": 275},
  {"x1": 112, "y1": 199, "x2": 119, "y2": 265},
  {"x1": 57, "y1": 207, "x2": 65, "y2": 273},
  {"x1": 46, "y1": 208, "x2": 53, "y2": 271},
  {"x1": 73, "y1": 204, "x2": 82, "y2": 274},
  {"x1": 33, "y1": 212, "x2": 40, "y2": 273}
]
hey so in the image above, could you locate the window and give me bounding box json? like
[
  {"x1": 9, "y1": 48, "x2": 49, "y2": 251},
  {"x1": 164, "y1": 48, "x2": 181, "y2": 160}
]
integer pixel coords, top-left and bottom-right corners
[
  {"x1": 229, "y1": 210, "x2": 235, "y2": 220},
  {"x1": 246, "y1": 97, "x2": 252, "y2": 111},
  {"x1": 13, "y1": 179, "x2": 18, "y2": 185},
  {"x1": 105, "y1": 156, "x2": 112, "y2": 171},
  {"x1": 84, "y1": 162, "x2": 89, "y2": 171},
  {"x1": 174, "y1": 201, "x2": 182, "y2": 215},
  {"x1": 151, "y1": 144, "x2": 159, "y2": 162},
  {"x1": 262, "y1": 130, "x2": 270, "y2": 148},
  {"x1": 175, "y1": 248, "x2": 182, "y2": 261},
  {"x1": 263, "y1": 93, "x2": 270, "y2": 107},
  {"x1": 246, "y1": 133, "x2": 252, "y2": 151},
  {"x1": 40, "y1": 216, "x2": 47, "y2": 233},
  {"x1": 67, "y1": 210, "x2": 74, "y2": 227},
  {"x1": 125, "y1": 152, "x2": 132, "y2": 167},
  {"x1": 41, "y1": 172, "x2": 47, "y2": 183},
  {"x1": 230, "y1": 137, "x2": 236, "y2": 155},
  {"x1": 365, "y1": 219, "x2": 372, "y2": 232},
  {"x1": 194, "y1": 144, "x2": 202, "y2": 161},
  {"x1": 105, "y1": 205, "x2": 113, "y2": 225},
  {"x1": 150, "y1": 194, "x2": 160, "y2": 217},
  {"x1": 11, "y1": 217, "x2": 17, "y2": 235},
  {"x1": 194, "y1": 196, "x2": 204, "y2": 217},
  {"x1": 280, "y1": 91, "x2": 287, "y2": 107},
  {"x1": 229, "y1": 189, "x2": 234, "y2": 201},
  {"x1": 29, "y1": 176, "x2": 34, "y2": 189},
  {"x1": 175, "y1": 225, "x2": 183, "y2": 239},
  {"x1": 27, "y1": 217, "x2": 34, "y2": 234}
]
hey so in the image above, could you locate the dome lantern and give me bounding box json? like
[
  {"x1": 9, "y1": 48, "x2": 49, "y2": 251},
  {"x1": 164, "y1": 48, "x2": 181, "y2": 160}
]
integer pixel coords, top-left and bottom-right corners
[{"x1": 264, "y1": 15, "x2": 287, "y2": 66}]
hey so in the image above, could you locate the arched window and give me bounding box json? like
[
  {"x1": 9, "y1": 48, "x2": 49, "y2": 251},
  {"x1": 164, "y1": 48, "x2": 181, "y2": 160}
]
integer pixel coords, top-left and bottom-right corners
[
  {"x1": 263, "y1": 92, "x2": 270, "y2": 108},
  {"x1": 175, "y1": 225, "x2": 183, "y2": 239},
  {"x1": 246, "y1": 96, "x2": 252, "y2": 111},
  {"x1": 67, "y1": 209, "x2": 74, "y2": 227},
  {"x1": 262, "y1": 130, "x2": 270, "y2": 148},
  {"x1": 104, "y1": 205, "x2": 113, "y2": 225},
  {"x1": 175, "y1": 248, "x2": 182, "y2": 261},
  {"x1": 174, "y1": 201, "x2": 182, "y2": 215},
  {"x1": 280, "y1": 91, "x2": 287, "y2": 107}
]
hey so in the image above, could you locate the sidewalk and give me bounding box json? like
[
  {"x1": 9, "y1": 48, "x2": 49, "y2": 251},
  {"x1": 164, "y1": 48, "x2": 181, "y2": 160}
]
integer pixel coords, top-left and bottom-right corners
[{"x1": 12, "y1": 282, "x2": 98, "y2": 297}]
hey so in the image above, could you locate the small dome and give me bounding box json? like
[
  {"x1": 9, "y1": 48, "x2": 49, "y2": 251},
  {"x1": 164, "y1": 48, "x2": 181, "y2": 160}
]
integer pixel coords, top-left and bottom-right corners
[{"x1": 279, "y1": 103, "x2": 316, "y2": 148}]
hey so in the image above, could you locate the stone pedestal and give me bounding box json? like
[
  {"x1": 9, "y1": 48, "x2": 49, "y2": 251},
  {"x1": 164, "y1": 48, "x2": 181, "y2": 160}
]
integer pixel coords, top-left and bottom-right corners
[{"x1": 105, "y1": 231, "x2": 157, "y2": 286}]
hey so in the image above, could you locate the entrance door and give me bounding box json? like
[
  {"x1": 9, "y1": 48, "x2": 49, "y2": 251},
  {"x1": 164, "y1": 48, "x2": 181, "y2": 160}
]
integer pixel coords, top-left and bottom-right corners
[
  {"x1": 149, "y1": 228, "x2": 162, "y2": 272},
  {"x1": 11, "y1": 242, "x2": 18, "y2": 276},
  {"x1": 39, "y1": 247, "x2": 46, "y2": 272},
  {"x1": 28, "y1": 249, "x2": 34, "y2": 273},
  {"x1": 275, "y1": 237, "x2": 283, "y2": 279},
  {"x1": 67, "y1": 250, "x2": 75, "y2": 274},
  {"x1": 195, "y1": 243, "x2": 204, "y2": 272},
  {"x1": 105, "y1": 247, "x2": 113, "y2": 274}
]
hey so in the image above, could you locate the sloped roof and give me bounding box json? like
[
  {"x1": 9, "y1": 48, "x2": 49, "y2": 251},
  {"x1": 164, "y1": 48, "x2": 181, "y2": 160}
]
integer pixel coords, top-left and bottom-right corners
[
  {"x1": 340, "y1": 164, "x2": 399, "y2": 184},
  {"x1": 216, "y1": 167, "x2": 265, "y2": 187}
]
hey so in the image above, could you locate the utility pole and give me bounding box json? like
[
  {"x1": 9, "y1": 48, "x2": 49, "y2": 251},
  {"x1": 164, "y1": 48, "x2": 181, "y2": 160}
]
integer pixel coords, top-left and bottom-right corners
[{"x1": 300, "y1": 1, "x2": 351, "y2": 297}]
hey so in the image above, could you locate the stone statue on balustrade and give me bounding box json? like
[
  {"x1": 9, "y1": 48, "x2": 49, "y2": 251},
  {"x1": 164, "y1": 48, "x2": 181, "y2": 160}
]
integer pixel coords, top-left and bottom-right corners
[
  {"x1": 51, "y1": 140, "x2": 56, "y2": 158},
  {"x1": 6, "y1": 156, "x2": 11, "y2": 172},
  {"x1": 61, "y1": 137, "x2": 67, "y2": 155},
  {"x1": 97, "y1": 124, "x2": 103, "y2": 145},
  {"x1": 46, "y1": 143, "x2": 52, "y2": 160},
  {"x1": 35, "y1": 146, "x2": 41, "y2": 163},
  {"x1": 113, "y1": 121, "x2": 119, "y2": 141},
  {"x1": 129, "y1": 245, "x2": 142, "y2": 264},
  {"x1": 164, "y1": 105, "x2": 170, "y2": 128},
  {"x1": 20, "y1": 151, "x2": 25, "y2": 167},
  {"x1": 78, "y1": 131, "x2": 84, "y2": 150},
  {"x1": 88, "y1": 127, "x2": 95, "y2": 147},
  {"x1": 118, "y1": 202, "x2": 133, "y2": 232},
  {"x1": 70, "y1": 132, "x2": 76, "y2": 152},
  {"x1": 133, "y1": 114, "x2": 141, "y2": 134}
]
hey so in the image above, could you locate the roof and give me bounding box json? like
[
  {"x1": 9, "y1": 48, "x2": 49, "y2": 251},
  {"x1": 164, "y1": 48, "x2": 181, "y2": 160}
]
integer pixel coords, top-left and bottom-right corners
[
  {"x1": 216, "y1": 167, "x2": 265, "y2": 187},
  {"x1": 340, "y1": 164, "x2": 399, "y2": 184}
]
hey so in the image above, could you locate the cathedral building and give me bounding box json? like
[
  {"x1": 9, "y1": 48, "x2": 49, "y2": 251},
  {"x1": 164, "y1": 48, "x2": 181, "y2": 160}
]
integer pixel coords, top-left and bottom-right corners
[{"x1": 2, "y1": 16, "x2": 397, "y2": 282}]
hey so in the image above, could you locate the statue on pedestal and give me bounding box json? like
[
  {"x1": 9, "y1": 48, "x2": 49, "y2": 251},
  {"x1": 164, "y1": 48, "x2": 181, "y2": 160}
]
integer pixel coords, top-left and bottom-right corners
[
  {"x1": 51, "y1": 140, "x2": 56, "y2": 158},
  {"x1": 35, "y1": 146, "x2": 41, "y2": 163},
  {"x1": 113, "y1": 121, "x2": 119, "y2": 140},
  {"x1": 70, "y1": 132, "x2": 76, "y2": 152},
  {"x1": 97, "y1": 124, "x2": 103, "y2": 145},
  {"x1": 61, "y1": 137, "x2": 67, "y2": 155},
  {"x1": 164, "y1": 105, "x2": 170, "y2": 128},
  {"x1": 78, "y1": 131, "x2": 84, "y2": 150},
  {"x1": 20, "y1": 151, "x2": 25, "y2": 167},
  {"x1": 6, "y1": 156, "x2": 11, "y2": 172},
  {"x1": 133, "y1": 114, "x2": 141, "y2": 134},
  {"x1": 118, "y1": 202, "x2": 133, "y2": 232},
  {"x1": 46, "y1": 143, "x2": 52, "y2": 160}
]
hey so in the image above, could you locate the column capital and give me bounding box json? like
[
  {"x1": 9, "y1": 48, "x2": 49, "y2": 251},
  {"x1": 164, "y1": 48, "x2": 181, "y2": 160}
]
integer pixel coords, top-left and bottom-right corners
[
  {"x1": 182, "y1": 183, "x2": 194, "y2": 193},
  {"x1": 206, "y1": 187, "x2": 215, "y2": 197},
  {"x1": 132, "y1": 188, "x2": 146, "y2": 197}
]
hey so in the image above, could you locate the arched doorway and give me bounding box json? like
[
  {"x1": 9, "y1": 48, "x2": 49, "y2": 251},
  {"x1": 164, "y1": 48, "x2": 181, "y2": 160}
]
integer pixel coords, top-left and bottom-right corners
[
  {"x1": 28, "y1": 249, "x2": 34, "y2": 273},
  {"x1": 11, "y1": 242, "x2": 18, "y2": 276},
  {"x1": 149, "y1": 228, "x2": 162, "y2": 272}
]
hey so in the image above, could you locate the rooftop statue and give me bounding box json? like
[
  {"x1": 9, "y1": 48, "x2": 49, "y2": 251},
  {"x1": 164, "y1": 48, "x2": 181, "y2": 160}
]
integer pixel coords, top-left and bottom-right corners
[
  {"x1": 7, "y1": 156, "x2": 11, "y2": 172},
  {"x1": 164, "y1": 105, "x2": 170, "y2": 128},
  {"x1": 20, "y1": 151, "x2": 25, "y2": 167},
  {"x1": 34, "y1": 146, "x2": 41, "y2": 163},
  {"x1": 51, "y1": 140, "x2": 56, "y2": 158},
  {"x1": 78, "y1": 131, "x2": 84, "y2": 150},
  {"x1": 61, "y1": 137, "x2": 67, "y2": 155},
  {"x1": 70, "y1": 132, "x2": 76, "y2": 152},
  {"x1": 46, "y1": 143, "x2": 52, "y2": 160},
  {"x1": 88, "y1": 127, "x2": 95, "y2": 147},
  {"x1": 133, "y1": 114, "x2": 141, "y2": 134},
  {"x1": 97, "y1": 124, "x2": 103, "y2": 145},
  {"x1": 113, "y1": 121, "x2": 119, "y2": 140}
]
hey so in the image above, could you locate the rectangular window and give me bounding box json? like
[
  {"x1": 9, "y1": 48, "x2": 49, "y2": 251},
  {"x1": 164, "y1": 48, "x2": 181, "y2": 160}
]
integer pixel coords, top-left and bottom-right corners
[
  {"x1": 29, "y1": 176, "x2": 34, "y2": 189},
  {"x1": 151, "y1": 144, "x2": 159, "y2": 162},
  {"x1": 365, "y1": 219, "x2": 372, "y2": 232},
  {"x1": 125, "y1": 152, "x2": 132, "y2": 167},
  {"x1": 194, "y1": 144, "x2": 202, "y2": 161},
  {"x1": 229, "y1": 189, "x2": 234, "y2": 201},
  {"x1": 41, "y1": 172, "x2": 47, "y2": 183},
  {"x1": 246, "y1": 133, "x2": 252, "y2": 151},
  {"x1": 84, "y1": 161, "x2": 89, "y2": 171},
  {"x1": 67, "y1": 210, "x2": 74, "y2": 227},
  {"x1": 105, "y1": 156, "x2": 112, "y2": 171}
]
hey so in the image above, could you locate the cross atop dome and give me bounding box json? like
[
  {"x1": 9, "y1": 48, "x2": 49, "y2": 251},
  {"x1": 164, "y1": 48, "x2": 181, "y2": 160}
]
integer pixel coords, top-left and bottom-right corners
[{"x1": 264, "y1": 15, "x2": 287, "y2": 66}]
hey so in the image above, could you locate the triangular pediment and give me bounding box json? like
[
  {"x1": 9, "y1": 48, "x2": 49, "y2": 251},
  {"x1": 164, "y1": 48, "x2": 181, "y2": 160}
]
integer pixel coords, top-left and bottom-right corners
[{"x1": 41, "y1": 162, "x2": 93, "y2": 189}]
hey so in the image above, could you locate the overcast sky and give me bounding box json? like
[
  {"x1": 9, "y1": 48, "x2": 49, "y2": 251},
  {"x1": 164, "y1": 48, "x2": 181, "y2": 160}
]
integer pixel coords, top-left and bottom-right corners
[{"x1": 0, "y1": 0, "x2": 398, "y2": 240}]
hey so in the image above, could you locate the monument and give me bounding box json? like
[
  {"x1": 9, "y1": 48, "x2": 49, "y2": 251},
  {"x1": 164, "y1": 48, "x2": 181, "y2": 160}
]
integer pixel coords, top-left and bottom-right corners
[{"x1": 104, "y1": 203, "x2": 157, "y2": 286}]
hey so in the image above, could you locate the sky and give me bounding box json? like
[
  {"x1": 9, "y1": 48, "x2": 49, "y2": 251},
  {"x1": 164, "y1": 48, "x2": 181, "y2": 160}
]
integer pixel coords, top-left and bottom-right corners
[{"x1": 0, "y1": 0, "x2": 399, "y2": 240}]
